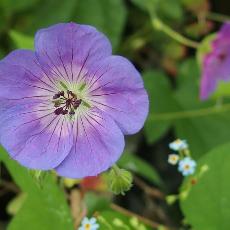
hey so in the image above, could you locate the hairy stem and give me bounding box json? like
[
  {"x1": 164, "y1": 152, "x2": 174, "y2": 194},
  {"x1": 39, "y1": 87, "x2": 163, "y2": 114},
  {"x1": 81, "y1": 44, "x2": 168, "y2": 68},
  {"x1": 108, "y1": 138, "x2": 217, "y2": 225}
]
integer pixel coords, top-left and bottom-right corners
[
  {"x1": 149, "y1": 103, "x2": 230, "y2": 121},
  {"x1": 151, "y1": 17, "x2": 199, "y2": 49},
  {"x1": 206, "y1": 12, "x2": 230, "y2": 23}
]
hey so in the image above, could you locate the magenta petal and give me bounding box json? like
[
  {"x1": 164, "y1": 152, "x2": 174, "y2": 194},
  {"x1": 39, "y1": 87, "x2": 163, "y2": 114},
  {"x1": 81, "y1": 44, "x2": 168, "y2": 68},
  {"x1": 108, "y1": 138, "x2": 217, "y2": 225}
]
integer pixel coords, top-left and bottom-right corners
[
  {"x1": 87, "y1": 56, "x2": 149, "y2": 134},
  {"x1": 200, "y1": 71, "x2": 217, "y2": 100},
  {"x1": 213, "y1": 23, "x2": 230, "y2": 47},
  {"x1": 200, "y1": 23, "x2": 230, "y2": 100},
  {"x1": 34, "y1": 23, "x2": 112, "y2": 81},
  {"x1": 0, "y1": 104, "x2": 73, "y2": 170},
  {"x1": 55, "y1": 109, "x2": 125, "y2": 178}
]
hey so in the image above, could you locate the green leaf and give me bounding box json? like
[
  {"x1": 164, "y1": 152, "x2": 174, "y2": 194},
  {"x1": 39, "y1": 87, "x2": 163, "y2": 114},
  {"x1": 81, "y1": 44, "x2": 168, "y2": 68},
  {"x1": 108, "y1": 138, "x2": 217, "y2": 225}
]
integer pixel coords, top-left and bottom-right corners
[
  {"x1": 118, "y1": 152, "x2": 163, "y2": 187},
  {"x1": 131, "y1": 0, "x2": 183, "y2": 22},
  {"x1": 10, "y1": 30, "x2": 34, "y2": 49},
  {"x1": 73, "y1": 0, "x2": 127, "y2": 50},
  {"x1": 20, "y1": 0, "x2": 126, "y2": 51},
  {"x1": 180, "y1": 143, "x2": 230, "y2": 229},
  {"x1": 143, "y1": 70, "x2": 178, "y2": 143},
  {"x1": 131, "y1": 0, "x2": 158, "y2": 14},
  {"x1": 84, "y1": 192, "x2": 110, "y2": 216},
  {"x1": 158, "y1": 0, "x2": 183, "y2": 22},
  {"x1": 0, "y1": 147, "x2": 74, "y2": 230},
  {"x1": 23, "y1": 0, "x2": 78, "y2": 34},
  {"x1": 98, "y1": 210, "x2": 152, "y2": 230},
  {"x1": 1, "y1": 0, "x2": 39, "y2": 13}
]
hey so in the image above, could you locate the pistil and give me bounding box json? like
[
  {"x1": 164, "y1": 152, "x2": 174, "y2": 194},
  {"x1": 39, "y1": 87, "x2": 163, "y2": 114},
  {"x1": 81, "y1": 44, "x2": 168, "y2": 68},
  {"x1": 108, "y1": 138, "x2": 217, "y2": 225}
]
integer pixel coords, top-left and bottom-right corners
[{"x1": 52, "y1": 90, "x2": 82, "y2": 116}]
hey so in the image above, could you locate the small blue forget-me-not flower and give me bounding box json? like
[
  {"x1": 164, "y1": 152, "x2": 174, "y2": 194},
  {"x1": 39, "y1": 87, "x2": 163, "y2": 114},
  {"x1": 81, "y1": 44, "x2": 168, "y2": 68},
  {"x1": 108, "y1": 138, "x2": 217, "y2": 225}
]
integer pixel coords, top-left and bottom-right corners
[
  {"x1": 78, "y1": 217, "x2": 99, "y2": 230},
  {"x1": 178, "y1": 157, "x2": 196, "y2": 176},
  {"x1": 169, "y1": 139, "x2": 188, "y2": 151}
]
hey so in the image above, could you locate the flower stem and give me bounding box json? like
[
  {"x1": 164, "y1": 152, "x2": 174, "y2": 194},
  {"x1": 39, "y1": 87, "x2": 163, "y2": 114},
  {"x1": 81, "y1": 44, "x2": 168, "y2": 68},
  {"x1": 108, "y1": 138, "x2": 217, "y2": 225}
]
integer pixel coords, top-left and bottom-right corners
[
  {"x1": 110, "y1": 203, "x2": 167, "y2": 229},
  {"x1": 149, "y1": 103, "x2": 230, "y2": 121},
  {"x1": 112, "y1": 164, "x2": 121, "y2": 175},
  {"x1": 97, "y1": 215, "x2": 113, "y2": 230},
  {"x1": 151, "y1": 17, "x2": 199, "y2": 49},
  {"x1": 206, "y1": 12, "x2": 230, "y2": 23}
]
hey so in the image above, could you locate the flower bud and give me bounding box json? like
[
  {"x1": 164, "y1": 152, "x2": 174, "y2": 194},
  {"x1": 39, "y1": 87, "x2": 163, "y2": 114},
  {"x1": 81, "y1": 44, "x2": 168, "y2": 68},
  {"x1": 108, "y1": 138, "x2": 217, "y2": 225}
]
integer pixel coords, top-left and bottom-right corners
[
  {"x1": 107, "y1": 165, "x2": 133, "y2": 195},
  {"x1": 166, "y1": 195, "x2": 178, "y2": 205}
]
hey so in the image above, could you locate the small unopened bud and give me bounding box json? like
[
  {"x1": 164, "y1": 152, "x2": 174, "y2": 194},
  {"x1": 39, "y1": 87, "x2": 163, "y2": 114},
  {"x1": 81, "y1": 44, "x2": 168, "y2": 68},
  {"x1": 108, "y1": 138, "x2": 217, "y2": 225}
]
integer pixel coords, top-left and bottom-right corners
[
  {"x1": 166, "y1": 195, "x2": 178, "y2": 205},
  {"x1": 200, "y1": 164, "x2": 209, "y2": 174},
  {"x1": 179, "y1": 190, "x2": 189, "y2": 200},
  {"x1": 107, "y1": 165, "x2": 133, "y2": 195}
]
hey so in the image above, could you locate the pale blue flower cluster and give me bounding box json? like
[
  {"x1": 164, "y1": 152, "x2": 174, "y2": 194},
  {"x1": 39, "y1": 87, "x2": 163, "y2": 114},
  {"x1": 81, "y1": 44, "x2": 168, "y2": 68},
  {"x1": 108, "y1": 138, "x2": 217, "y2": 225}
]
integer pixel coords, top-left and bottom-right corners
[{"x1": 168, "y1": 139, "x2": 196, "y2": 176}]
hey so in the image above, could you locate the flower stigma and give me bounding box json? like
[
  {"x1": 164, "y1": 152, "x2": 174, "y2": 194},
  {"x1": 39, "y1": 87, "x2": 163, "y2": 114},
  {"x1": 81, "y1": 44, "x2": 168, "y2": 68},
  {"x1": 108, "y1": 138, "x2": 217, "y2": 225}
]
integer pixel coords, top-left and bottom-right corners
[{"x1": 52, "y1": 81, "x2": 92, "y2": 120}]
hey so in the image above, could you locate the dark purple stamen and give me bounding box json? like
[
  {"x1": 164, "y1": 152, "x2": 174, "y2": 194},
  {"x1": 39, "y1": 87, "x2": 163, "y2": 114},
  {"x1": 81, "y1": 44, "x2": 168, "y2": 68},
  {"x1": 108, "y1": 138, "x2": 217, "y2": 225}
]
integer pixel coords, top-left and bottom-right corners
[
  {"x1": 62, "y1": 109, "x2": 68, "y2": 115},
  {"x1": 53, "y1": 90, "x2": 81, "y2": 116},
  {"x1": 53, "y1": 94, "x2": 60, "y2": 100},
  {"x1": 69, "y1": 110, "x2": 75, "y2": 116},
  {"x1": 73, "y1": 99, "x2": 82, "y2": 109},
  {"x1": 54, "y1": 107, "x2": 64, "y2": 115},
  {"x1": 53, "y1": 91, "x2": 64, "y2": 99}
]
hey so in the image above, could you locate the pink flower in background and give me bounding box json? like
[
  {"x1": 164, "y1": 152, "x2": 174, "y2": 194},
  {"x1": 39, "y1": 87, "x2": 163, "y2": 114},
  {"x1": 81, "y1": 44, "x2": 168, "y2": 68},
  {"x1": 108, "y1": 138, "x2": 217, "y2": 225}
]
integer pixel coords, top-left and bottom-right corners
[{"x1": 200, "y1": 23, "x2": 230, "y2": 100}]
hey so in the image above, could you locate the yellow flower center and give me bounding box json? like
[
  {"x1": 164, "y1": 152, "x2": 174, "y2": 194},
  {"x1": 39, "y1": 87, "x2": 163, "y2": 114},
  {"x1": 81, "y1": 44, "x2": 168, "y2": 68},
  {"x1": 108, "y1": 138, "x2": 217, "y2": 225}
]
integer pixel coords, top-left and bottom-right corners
[
  {"x1": 175, "y1": 139, "x2": 181, "y2": 144},
  {"x1": 184, "y1": 164, "x2": 190, "y2": 170},
  {"x1": 85, "y1": 223, "x2": 91, "y2": 230}
]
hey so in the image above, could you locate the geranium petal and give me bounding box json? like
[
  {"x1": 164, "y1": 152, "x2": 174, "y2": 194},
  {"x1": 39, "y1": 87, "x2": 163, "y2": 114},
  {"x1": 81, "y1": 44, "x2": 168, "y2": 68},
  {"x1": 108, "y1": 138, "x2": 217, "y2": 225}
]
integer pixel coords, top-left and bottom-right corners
[
  {"x1": 213, "y1": 23, "x2": 230, "y2": 47},
  {"x1": 55, "y1": 109, "x2": 124, "y2": 178},
  {"x1": 1, "y1": 50, "x2": 58, "y2": 94},
  {"x1": 200, "y1": 47, "x2": 230, "y2": 99},
  {"x1": 34, "y1": 23, "x2": 112, "y2": 83},
  {"x1": 86, "y1": 56, "x2": 149, "y2": 134},
  {"x1": 0, "y1": 63, "x2": 51, "y2": 100},
  {"x1": 0, "y1": 103, "x2": 73, "y2": 170}
]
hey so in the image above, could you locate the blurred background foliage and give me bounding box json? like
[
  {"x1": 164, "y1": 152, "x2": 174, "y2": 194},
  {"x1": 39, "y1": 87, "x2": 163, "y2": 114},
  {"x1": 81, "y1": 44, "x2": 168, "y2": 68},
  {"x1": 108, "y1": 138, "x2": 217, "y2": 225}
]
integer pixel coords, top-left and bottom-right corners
[{"x1": 1, "y1": 0, "x2": 230, "y2": 229}]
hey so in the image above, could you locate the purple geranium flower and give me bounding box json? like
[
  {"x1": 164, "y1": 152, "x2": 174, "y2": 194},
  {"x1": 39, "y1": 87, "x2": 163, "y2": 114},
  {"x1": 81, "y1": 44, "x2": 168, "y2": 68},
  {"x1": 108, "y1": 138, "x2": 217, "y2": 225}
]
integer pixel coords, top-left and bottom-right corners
[
  {"x1": 200, "y1": 23, "x2": 230, "y2": 100},
  {"x1": 0, "y1": 23, "x2": 148, "y2": 178}
]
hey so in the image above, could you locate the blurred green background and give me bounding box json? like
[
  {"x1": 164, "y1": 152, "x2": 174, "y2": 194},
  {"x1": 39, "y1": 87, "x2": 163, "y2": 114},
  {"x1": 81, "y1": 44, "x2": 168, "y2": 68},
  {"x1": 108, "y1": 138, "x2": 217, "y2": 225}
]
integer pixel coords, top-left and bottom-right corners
[{"x1": 1, "y1": 0, "x2": 230, "y2": 229}]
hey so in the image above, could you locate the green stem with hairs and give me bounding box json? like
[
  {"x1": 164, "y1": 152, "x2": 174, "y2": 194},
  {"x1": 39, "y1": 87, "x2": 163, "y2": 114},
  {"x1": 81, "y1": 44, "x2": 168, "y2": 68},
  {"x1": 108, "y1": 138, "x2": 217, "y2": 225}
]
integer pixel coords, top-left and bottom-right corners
[
  {"x1": 112, "y1": 164, "x2": 121, "y2": 175},
  {"x1": 206, "y1": 12, "x2": 230, "y2": 23},
  {"x1": 151, "y1": 17, "x2": 199, "y2": 49},
  {"x1": 149, "y1": 103, "x2": 230, "y2": 121}
]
